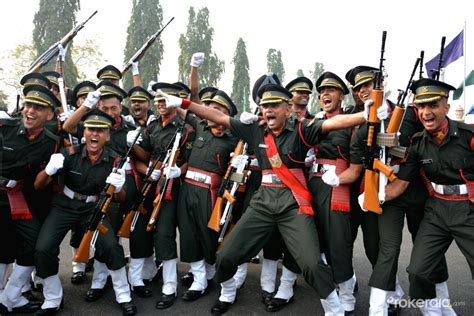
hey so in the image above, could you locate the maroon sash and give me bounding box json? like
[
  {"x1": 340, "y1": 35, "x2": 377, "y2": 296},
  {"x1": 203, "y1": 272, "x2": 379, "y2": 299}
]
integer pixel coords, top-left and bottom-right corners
[{"x1": 0, "y1": 180, "x2": 33, "y2": 220}]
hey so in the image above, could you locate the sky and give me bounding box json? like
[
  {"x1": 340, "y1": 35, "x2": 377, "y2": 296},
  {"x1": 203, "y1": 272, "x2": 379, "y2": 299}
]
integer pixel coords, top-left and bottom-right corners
[{"x1": 1, "y1": 0, "x2": 473, "y2": 112}]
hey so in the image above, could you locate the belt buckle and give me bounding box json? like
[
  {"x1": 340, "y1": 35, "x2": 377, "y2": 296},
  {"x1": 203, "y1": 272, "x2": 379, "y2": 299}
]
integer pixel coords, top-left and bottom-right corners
[
  {"x1": 271, "y1": 174, "x2": 282, "y2": 184},
  {"x1": 195, "y1": 174, "x2": 206, "y2": 183},
  {"x1": 444, "y1": 185, "x2": 460, "y2": 195}
]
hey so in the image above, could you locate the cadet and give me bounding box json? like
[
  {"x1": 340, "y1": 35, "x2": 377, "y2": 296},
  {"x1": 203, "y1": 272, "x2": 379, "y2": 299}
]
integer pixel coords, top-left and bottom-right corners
[
  {"x1": 97, "y1": 65, "x2": 122, "y2": 86},
  {"x1": 385, "y1": 78, "x2": 468, "y2": 315},
  {"x1": 127, "y1": 86, "x2": 153, "y2": 127},
  {"x1": 158, "y1": 82, "x2": 371, "y2": 314},
  {"x1": 34, "y1": 109, "x2": 137, "y2": 315},
  {"x1": 285, "y1": 76, "x2": 314, "y2": 120},
  {"x1": 309, "y1": 72, "x2": 357, "y2": 314},
  {"x1": 0, "y1": 84, "x2": 59, "y2": 315}
]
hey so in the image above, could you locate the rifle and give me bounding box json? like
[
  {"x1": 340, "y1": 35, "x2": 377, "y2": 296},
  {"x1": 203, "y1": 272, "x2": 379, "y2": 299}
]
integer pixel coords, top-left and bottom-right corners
[
  {"x1": 117, "y1": 127, "x2": 180, "y2": 238},
  {"x1": 74, "y1": 127, "x2": 142, "y2": 263},
  {"x1": 146, "y1": 124, "x2": 182, "y2": 232},
  {"x1": 28, "y1": 11, "x2": 98, "y2": 74},
  {"x1": 431, "y1": 36, "x2": 446, "y2": 80},
  {"x1": 121, "y1": 17, "x2": 174, "y2": 76},
  {"x1": 419, "y1": 51, "x2": 424, "y2": 79},
  {"x1": 207, "y1": 140, "x2": 246, "y2": 233},
  {"x1": 362, "y1": 31, "x2": 396, "y2": 214}
]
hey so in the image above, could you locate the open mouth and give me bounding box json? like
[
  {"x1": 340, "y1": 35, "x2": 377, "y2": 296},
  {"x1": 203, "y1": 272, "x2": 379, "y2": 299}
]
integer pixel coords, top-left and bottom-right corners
[
  {"x1": 322, "y1": 97, "x2": 332, "y2": 105},
  {"x1": 266, "y1": 113, "x2": 276, "y2": 126},
  {"x1": 90, "y1": 137, "x2": 99, "y2": 145}
]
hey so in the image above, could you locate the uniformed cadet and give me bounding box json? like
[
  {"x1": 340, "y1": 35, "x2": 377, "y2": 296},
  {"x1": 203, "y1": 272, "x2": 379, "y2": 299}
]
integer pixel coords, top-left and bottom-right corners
[
  {"x1": 158, "y1": 82, "x2": 371, "y2": 314},
  {"x1": 128, "y1": 82, "x2": 193, "y2": 309},
  {"x1": 173, "y1": 90, "x2": 238, "y2": 305},
  {"x1": 285, "y1": 76, "x2": 315, "y2": 121},
  {"x1": 309, "y1": 71, "x2": 357, "y2": 314},
  {"x1": 199, "y1": 87, "x2": 218, "y2": 105},
  {"x1": 0, "y1": 84, "x2": 59, "y2": 315},
  {"x1": 385, "y1": 78, "x2": 467, "y2": 315},
  {"x1": 33, "y1": 109, "x2": 137, "y2": 315},
  {"x1": 97, "y1": 65, "x2": 122, "y2": 86},
  {"x1": 127, "y1": 86, "x2": 154, "y2": 127},
  {"x1": 42, "y1": 71, "x2": 61, "y2": 101},
  {"x1": 174, "y1": 82, "x2": 192, "y2": 100},
  {"x1": 72, "y1": 81, "x2": 97, "y2": 110}
]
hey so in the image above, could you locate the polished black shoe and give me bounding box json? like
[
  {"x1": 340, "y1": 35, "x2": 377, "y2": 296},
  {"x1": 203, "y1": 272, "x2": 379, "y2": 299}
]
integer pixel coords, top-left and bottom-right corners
[
  {"x1": 22, "y1": 290, "x2": 42, "y2": 303},
  {"x1": 211, "y1": 300, "x2": 233, "y2": 315},
  {"x1": 388, "y1": 303, "x2": 401, "y2": 316},
  {"x1": 182, "y1": 288, "x2": 208, "y2": 301},
  {"x1": 119, "y1": 301, "x2": 137, "y2": 315},
  {"x1": 265, "y1": 297, "x2": 294, "y2": 312},
  {"x1": 132, "y1": 285, "x2": 152, "y2": 298},
  {"x1": 155, "y1": 293, "x2": 177, "y2": 309},
  {"x1": 180, "y1": 272, "x2": 194, "y2": 287},
  {"x1": 30, "y1": 280, "x2": 43, "y2": 292},
  {"x1": 12, "y1": 301, "x2": 42, "y2": 313},
  {"x1": 71, "y1": 271, "x2": 86, "y2": 285},
  {"x1": 34, "y1": 300, "x2": 63, "y2": 316},
  {"x1": 261, "y1": 290, "x2": 274, "y2": 305},
  {"x1": 345, "y1": 310, "x2": 355, "y2": 316},
  {"x1": 85, "y1": 288, "x2": 105, "y2": 302}
]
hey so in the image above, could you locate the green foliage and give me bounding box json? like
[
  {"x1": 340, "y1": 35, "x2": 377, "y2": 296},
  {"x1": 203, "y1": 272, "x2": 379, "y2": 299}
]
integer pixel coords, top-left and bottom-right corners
[
  {"x1": 0, "y1": 89, "x2": 9, "y2": 112},
  {"x1": 178, "y1": 7, "x2": 225, "y2": 87},
  {"x1": 309, "y1": 62, "x2": 325, "y2": 113},
  {"x1": 296, "y1": 69, "x2": 304, "y2": 77},
  {"x1": 123, "y1": 0, "x2": 164, "y2": 91},
  {"x1": 32, "y1": 0, "x2": 80, "y2": 87},
  {"x1": 266, "y1": 49, "x2": 285, "y2": 82},
  {"x1": 231, "y1": 38, "x2": 250, "y2": 115}
]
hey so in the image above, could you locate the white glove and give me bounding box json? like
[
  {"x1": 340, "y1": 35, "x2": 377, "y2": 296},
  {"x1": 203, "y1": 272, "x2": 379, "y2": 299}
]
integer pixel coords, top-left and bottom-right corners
[
  {"x1": 122, "y1": 157, "x2": 131, "y2": 171},
  {"x1": 123, "y1": 114, "x2": 135, "y2": 124},
  {"x1": 146, "y1": 114, "x2": 156, "y2": 126},
  {"x1": 147, "y1": 80, "x2": 157, "y2": 96},
  {"x1": 322, "y1": 168, "x2": 340, "y2": 187},
  {"x1": 190, "y1": 52, "x2": 205, "y2": 68},
  {"x1": 45, "y1": 153, "x2": 65, "y2": 176},
  {"x1": 358, "y1": 193, "x2": 369, "y2": 212},
  {"x1": 6, "y1": 180, "x2": 17, "y2": 188},
  {"x1": 147, "y1": 167, "x2": 162, "y2": 181},
  {"x1": 156, "y1": 89, "x2": 183, "y2": 108},
  {"x1": 231, "y1": 154, "x2": 248, "y2": 168},
  {"x1": 83, "y1": 91, "x2": 101, "y2": 109},
  {"x1": 164, "y1": 166, "x2": 181, "y2": 179},
  {"x1": 131, "y1": 61, "x2": 139, "y2": 76},
  {"x1": 59, "y1": 110, "x2": 73, "y2": 122},
  {"x1": 57, "y1": 43, "x2": 67, "y2": 61},
  {"x1": 305, "y1": 155, "x2": 316, "y2": 167},
  {"x1": 0, "y1": 110, "x2": 11, "y2": 119},
  {"x1": 315, "y1": 111, "x2": 325, "y2": 119},
  {"x1": 126, "y1": 129, "x2": 142, "y2": 147},
  {"x1": 239, "y1": 112, "x2": 259, "y2": 124},
  {"x1": 377, "y1": 101, "x2": 389, "y2": 120},
  {"x1": 106, "y1": 169, "x2": 126, "y2": 193},
  {"x1": 249, "y1": 158, "x2": 259, "y2": 168},
  {"x1": 363, "y1": 99, "x2": 374, "y2": 121}
]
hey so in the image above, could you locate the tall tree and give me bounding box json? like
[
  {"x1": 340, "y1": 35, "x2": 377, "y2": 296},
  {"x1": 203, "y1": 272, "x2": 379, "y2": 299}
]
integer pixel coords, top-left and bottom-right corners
[
  {"x1": 296, "y1": 69, "x2": 304, "y2": 77},
  {"x1": 266, "y1": 49, "x2": 285, "y2": 82},
  {"x1": 123, "y1": 0, "x2": 164, "y2": 91},
  {"x1": 231, "y1": 38, "x2": 250, "y2": 115},
  {"x1": 178, "y1": 7, "x2": 225, "y2": 87},
  {"x1": 0, "y1": 89, "x2": 8, "y2": 112},
  {"x1": 32, "y1": 0, "x2": 80, "y2": 87},
  {"x1": 309, "y1": 62, "x2": 325, "y2": 113}
]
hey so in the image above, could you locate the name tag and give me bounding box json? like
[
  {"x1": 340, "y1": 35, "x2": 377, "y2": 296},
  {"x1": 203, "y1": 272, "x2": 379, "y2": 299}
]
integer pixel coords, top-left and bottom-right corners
[
  {"x1": 70, "y1": 170, "x2": 82, "y2": 175},
  {"x1": 420, "y1": 159, "x2": 433, "y2": 164},
  {"x1": 258, "y1": 144, "x2": 268, "y2": 149},
  {"x1": 2, "y1": 146, "x2": 14, "y2": 151},
  {"x1": 198, "y1": 137, "x2": 205, "y2": 142}
]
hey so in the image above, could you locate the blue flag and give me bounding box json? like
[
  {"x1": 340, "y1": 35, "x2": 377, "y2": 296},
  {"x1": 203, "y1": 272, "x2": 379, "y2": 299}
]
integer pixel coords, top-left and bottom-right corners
[{"x1": 425, "y1": 30, "x2": 464, "y2": 77}]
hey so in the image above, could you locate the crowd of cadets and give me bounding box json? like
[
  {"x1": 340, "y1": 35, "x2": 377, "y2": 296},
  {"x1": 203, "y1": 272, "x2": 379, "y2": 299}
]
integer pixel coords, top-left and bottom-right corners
[{"x1": 0, "y1": 48, "x2": 473, "y2": 316}]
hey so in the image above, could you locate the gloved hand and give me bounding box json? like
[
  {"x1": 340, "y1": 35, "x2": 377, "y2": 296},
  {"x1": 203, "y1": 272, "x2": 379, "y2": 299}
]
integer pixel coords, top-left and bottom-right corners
[
  {"x1": 147, "y1": 80, "x2": 157, "y2": 96},
  {"x1": 57, "y1": 43, "x2": 67, "y2": 61},
  {"x1": 322, "y1": 168, "x2": 340, "y2": 187},
  {"x1": 6, "y1": 180, "x2": 17, "y2": 188},
  {"x1": 106, "y1": 169, "x2": 126, "y2": 193},
  {"x1": 131, "y1": 61, "x2": 139, "y2": 76},
  {"x1": 358, "y1": 193, "x2": 368, "y2": 212},
  {"x1": 123, "y1": 114, "x2": 135, "y2": 124},
  {"x1": 0, "y1": 110, "x2": 10, "y2": 119},
  {"x1": 190, "y1": 52, "x2": 205, "y2": 68},
  {"x1": 305, "y1": 155, "x2": 316, "y2": 167},
  {"x1": 164, "y1": 166, "x2": 181, "y2": 179},
  {"x1": 231, "y1": 154, "x2": 248, "y2": 168},
  {"x1": 83, "y1": 91, "x2": 101, "y2": 109},
  {"x1": 156, "y1": 89, "x2": 184, "y2": 108},
  {"x1": 146, "y1": 114, "x2": 156, "y2": 126},
  {"x1": 45, "y1": 153, "x2": 65, "y2": 176},
  {"x1": 249, "y1": 158, "x2": 259, "y2": 168},
  {"x1": 377, "y1": 101, "x2": 389, "y2": 120},
  {"x1": 59, "y1": 110, "x2": 73, "y2": 122},
  {"x1": 363, "y1": 99, "x2": 374, "y2": 121},
  {"x1": 122, "y1": 157, "x2": 131, "y2": 171},
  {"x1": 239, "y1": 112, "x2": 259, "y2": 125},
  {"x1": 147, "y1": 167, "x2": 161, "y2": 181},
  {"x1": 126, "y1": 129, "x2": 142, "y2": 147}
]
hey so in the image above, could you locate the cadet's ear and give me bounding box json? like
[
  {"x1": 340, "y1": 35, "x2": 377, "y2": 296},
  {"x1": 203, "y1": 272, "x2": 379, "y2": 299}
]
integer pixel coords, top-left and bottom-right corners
[{"x1": 47, "y1": 108, "x2": 55, "y2": 121}]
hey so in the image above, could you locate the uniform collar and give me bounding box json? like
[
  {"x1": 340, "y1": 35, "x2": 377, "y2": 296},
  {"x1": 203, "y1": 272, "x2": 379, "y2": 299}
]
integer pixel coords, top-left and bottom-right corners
[
  {"x1": 80, "y1": 145, "x2": 110, "y2": 162},
  {"x1": 16, "y1": 121, "x2": 45, "y2": 140},
  {"x1": 422, "y1": 117, "x2": 460, "y2": 143},
  {"x1": 264, "y1": 118, "x2": 296, "y2": 135}
]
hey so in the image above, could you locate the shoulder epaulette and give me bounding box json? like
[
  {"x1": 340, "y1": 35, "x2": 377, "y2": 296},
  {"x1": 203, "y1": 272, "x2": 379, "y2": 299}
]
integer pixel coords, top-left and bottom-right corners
[
  {"x1": 412, "y1": 131, "x2": 424, "y2": 139},
  {"x1": 457, "y1": 121, "x2": 474, "y2": 132}
]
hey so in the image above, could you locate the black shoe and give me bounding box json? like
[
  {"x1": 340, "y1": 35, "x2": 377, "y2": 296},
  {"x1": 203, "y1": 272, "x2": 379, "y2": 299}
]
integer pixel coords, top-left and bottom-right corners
[
  {"x1": 261, "y1": 290, "x2": 274, "y2": 305},
  {"x1": 265, "y1": 297, "x2": 294, "y2": 312},
  {"x1": 132, "y1": 285, "x2": 152, "y2": 298},
  {"x1": 34, "y1": 299, "x2": 63, "y2": 316},
  {"x1": 345, "y1": 310, "x2": 355, "y2": 316},
  {"x1": 71, "y1": 271, "x2": 86, "y2": 285},
  {"x1": 85, "y1": 288, "x2": 105, "y2": 302},
  {"x1": 30, "y1": 280, "x2": 43, "y2": 293},
  {"x1": 182, "y1": 288, "x2": 208, "y2": 301},
  {"x1": 12, "y1": 301, "x2": 42, "y2": 313},
  {"x1": 211, "y1": 300, "x2": 233, "y2": 315},
  {"x1": 22, "y1": 290, "x2": 42, "y2": 303},
  {"x1": 180, "y1": 272, "x2": 194, "y2": 287},
  {"x1": 119, "y1": 301, "x2": 137, "y2": 316},
  {"x1": 0, "y1": 303, "x2": 9, "y2": 315},
  {"x1": 155, "y1": 293, "x2": 177, "y2": 309},
  {"x1": 353, "y1": 281, "x2": 359, "y2": 294},
  {"x1": 388, "y1": 303, "x2": 401, "y2": 316},
  {"x1": 85, "y1": 257, "x2": 94, "y2": 272}
]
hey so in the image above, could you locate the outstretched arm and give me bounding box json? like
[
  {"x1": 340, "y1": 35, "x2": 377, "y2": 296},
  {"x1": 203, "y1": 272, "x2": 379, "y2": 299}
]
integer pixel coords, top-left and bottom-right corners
[{"x1": 320, "y1": 112, "x2": 365, "y2": 134}]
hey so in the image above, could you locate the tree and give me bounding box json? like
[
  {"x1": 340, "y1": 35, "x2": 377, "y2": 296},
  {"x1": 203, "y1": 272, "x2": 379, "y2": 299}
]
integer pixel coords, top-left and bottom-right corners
[
  {"x1": 296, "y1": 69, "x2": 305, "y2": 77},
  {"x1": 231, "y1": 38, "x2": 250, "y2": 115},
  {"x1": 266, "y1": 49, "x2": 285, "y2": 82},
  {"x1": 309, "y1": 62, "x2": 325, "y2": 113},
  {"x1": 123, "y1": 0, "x2": 164, "y2": 91},
  {"x1": 178, "y1": 7, "x2": 225, "y2": 88},
  {"x1": 32, "y1": 0, "x2": 80, "y2": 87},
  {"x1": 0, "y1": 89, "x2": 8, "y2": 112}
]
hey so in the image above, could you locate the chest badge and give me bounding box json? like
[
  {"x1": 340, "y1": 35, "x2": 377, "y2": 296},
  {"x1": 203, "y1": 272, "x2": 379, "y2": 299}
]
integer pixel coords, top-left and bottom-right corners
[{"x1": 268, "y1": 154, "x2": 282, "y2": 168}]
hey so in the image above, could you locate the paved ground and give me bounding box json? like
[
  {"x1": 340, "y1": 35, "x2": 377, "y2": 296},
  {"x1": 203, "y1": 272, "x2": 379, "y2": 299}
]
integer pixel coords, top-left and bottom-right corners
[{"x1": 15, "y1": 223, "x2": 473, "y2": 315}]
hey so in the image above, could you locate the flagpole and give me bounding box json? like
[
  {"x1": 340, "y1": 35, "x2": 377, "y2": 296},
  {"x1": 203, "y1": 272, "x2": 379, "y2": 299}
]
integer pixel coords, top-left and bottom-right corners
[{"x1": 463, "y1": 21, "x2": 467, "y2": 112}]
